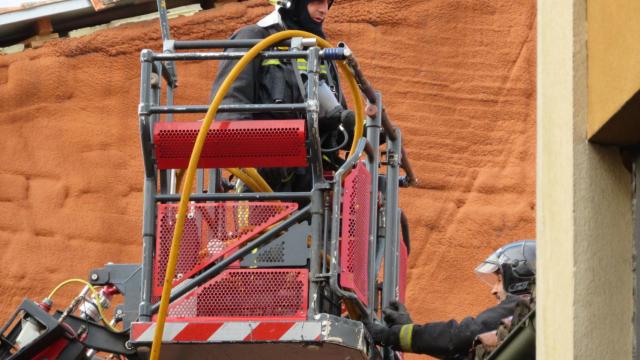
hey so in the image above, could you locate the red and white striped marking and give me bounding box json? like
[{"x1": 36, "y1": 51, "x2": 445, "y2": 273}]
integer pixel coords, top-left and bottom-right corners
[{"x1": 131, "y1": 321, "x2": 323, "y2": 343}]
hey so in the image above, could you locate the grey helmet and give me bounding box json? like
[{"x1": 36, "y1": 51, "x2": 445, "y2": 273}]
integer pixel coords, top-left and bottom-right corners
[{"x1": 474, "y1": 240, "x2": 536, "y2": 295}]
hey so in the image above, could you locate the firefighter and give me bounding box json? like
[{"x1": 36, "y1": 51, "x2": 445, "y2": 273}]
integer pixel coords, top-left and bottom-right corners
[
  {"x1": 366, "y1": 240, "x2": 536, "y2": 359},
  {"x1": 210, "y1": 0, "x2": 354, "y2": 192}
]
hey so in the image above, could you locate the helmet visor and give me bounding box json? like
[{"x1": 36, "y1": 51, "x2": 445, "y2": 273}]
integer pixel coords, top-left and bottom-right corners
[
  {"x1": 474, "y1": 253, "x2": 500, "y2": 287},
  {"x1": 474, "y1": 263, "x2": 500, "y2": 286}
]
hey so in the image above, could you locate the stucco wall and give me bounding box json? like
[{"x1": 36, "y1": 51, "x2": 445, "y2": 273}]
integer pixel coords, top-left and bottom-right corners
[{"x1": 0, "y1": 1, "x2": 536, "y2": 358}]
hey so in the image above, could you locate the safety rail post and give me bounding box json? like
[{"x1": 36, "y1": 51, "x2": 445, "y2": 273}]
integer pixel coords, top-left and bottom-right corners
[
  {"x1": 375, "y1": 178, "x2": 386, "y2": 278},
  {"x1": 138, "y1": 50, "x2": 157, "y2": 322},
  {"x1": 306, "y1": 45, "x2": 326, "y2": 317},
  {"x1": 381, "y1": 128, "x2": 403, "y2": 360},
  {"x1": 322, "y1": 190, "x2": 331, "y2": 276},
  {"x1": 382, "y1": 129, "x2": 402, "y2": 308},
  {"x1": 156, "y1": 51, "x2": 178, "y2": 194},
  {"x1": 366, "y1": 93, "x2": 383, "y2": 315},
  {"x1": 157, "y1": 39, "x2": 179, "y2": 195},
  {"x1": 381, "y1": 127, "x2": 402, "y2": 360},
  {"x1": 151, "y1": 60, "x2": 174, "y2": 195},
  {"x1": 155, "y1": 0, "x2": 177, "y2": 86}
]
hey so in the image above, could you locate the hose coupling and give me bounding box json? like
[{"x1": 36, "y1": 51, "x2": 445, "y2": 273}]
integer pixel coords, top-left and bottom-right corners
[{"x1": 321, "y1": 48, "x2": 349, "y2": 61}]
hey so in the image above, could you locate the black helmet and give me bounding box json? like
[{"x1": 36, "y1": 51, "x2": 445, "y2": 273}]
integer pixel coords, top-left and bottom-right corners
[
  {"x1": 275, "y1": 0, "x2": 334, "y2": 10},
  {"x1": 276, "y1": 0, "x2": 333, "y2": 38},
  {"x1": 474, "y1": 240, "x2": 536, "y2": 295}
]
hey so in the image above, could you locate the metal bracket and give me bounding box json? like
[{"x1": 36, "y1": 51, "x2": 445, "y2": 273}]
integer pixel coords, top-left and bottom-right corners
[
  {"x1": 138, "y1": 103, "x2": 150, "y2": 116},
  {"x1": 311, "y1": 274, "x2": 331, "y2": 282},
  {"x1": 150, "y1": 72, "x2": 160, "y2": 88},
  {"x1": 240, "y1": 223, "x2": 311, "y2": 268},
  {"x1": 314, "y1": 182, "x2": 331, "y2": 190},
  {"x1": 291, "y1": 36, "x2": 304, "y2": 50},
  {"x1": 89, "y1": 264, "x2": 141, "y2": 329},
  {"x1": 387, "y1": 152, "x2": 399, "y2": 167},
  {"x1": 140, "y1": 49, "x2": 154, "y2": 62},
  {"x1": 163, "y1": 39, "x2": 176, "y2": 53},
  {"x1": 337, "y1": 42, "x2": 353, "y2": 60},
  {"x1": 306, "y1": 99, "x2": 320, "y2": 112},
  {"x1": 55, "y1": 312, "x2": 136, "y2": 356},
  {"x1": 302, "y1": 37, "x2": 318, "y2": 48}
]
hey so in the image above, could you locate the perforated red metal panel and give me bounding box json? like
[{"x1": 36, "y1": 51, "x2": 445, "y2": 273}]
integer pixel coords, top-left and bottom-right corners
[
  {"x1": 399, "y1": 237, "x2": 408, "y2": 303},
  {"x1": 339, "y1": 162, "x2": 371, "y2": 305},
  {"x1": 153, "y1": 120, "x2": 307, "y2": 169},
  {"x1": 167, "y1": 269, "x2": 308, "y2": 320},
  {"x1": 153, "y1": 202, "x2": 298, "y2": 296}
]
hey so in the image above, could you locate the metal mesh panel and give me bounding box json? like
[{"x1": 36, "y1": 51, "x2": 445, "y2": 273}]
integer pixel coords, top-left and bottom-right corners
[
  {"x1": 153, "y1": 202, "x2": 298, "y2": 296},
  {"x1": 153, "y1": 120, "x2": 307, "y2": 169},
  {"x1": 240, "y1": 223, "x2": 311, "y2": 268},
  {"x1": 255, "y1": 240, "x2": 286, "y2": 263},
  {"x1": 339, "y1": 162, "x2": 371, "y2": 305},
  {"x1": 399, "y1": 237, "x2": 408, "y2": 303},
  {"x1": 167, "y1": 269, "x2": 308, "y2": 320}
]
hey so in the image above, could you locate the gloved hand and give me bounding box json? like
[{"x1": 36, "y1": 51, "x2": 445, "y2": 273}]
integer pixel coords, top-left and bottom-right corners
[
  {"x1": 362, "y1": 318, "x2": 400, "y2": 348},
  {"x1": 339, "y1": 108, "x2": 355, "y2": 138},
  {"x1": 339, "y1": 108, "x2": 386, "y2": 147},
  {"x1": 383, "y1": 301, "x2": 413, "y2": 326},
  {"x1": 319, "y1": 106, "x2": 350, "y2": 134},
  {"x1": 340, "y1": 108, "x2": 355, "y2": 130}
]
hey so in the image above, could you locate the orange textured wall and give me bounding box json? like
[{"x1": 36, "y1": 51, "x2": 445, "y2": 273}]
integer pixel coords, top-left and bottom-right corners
[{"x1": 0, "y1": 0, "x2": 535, "y2": 357}]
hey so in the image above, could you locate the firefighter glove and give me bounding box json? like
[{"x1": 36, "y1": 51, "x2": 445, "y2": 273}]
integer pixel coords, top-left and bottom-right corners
[
  {"x1": 383, "y1": 301, "x2": 413, "y2": 326},
  {"x1": 319, "y1": 105, "x2": 346, "y2": 133},
  {"x1": 364, "y1": 320, "x2": 400, "y2": 348}
]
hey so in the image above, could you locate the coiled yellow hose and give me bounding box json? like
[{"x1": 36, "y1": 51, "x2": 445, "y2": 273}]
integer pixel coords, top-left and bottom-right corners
[
  {"x1": 47, "y1": 278, "x2": 120, "y2": 333},
  {"x1": 150, "y1": 30, "x2": 364, "y2": 360}
]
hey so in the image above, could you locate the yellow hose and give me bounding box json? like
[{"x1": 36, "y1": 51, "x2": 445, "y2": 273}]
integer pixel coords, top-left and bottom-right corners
[
  {"x1": 242, "y1": 167, "x2": 273, "y2": 192},
  {"x1": 150, "y1": 30, "x2": 365, "y2": 360},
  {"x1": 227, "y1": 167, "x2": 265, "y2": 192},
  {"x1": 47, "y1": 278, "x2": 120, "y2": 333},
  {"x1": 176, "y1": 167, "x2": 265, "y2": 193},
  {"x1": 337, "y1": 62, "x2": 364, "y2": 155}
]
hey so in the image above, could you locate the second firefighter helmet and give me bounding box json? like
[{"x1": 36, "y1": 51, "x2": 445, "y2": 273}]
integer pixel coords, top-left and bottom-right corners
[{"x1": 474, "y1": 240, "x2": 536, "y2": 295}]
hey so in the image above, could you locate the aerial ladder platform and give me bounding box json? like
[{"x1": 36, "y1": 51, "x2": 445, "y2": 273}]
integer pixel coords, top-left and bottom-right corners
[{"x1": 0, "y1": 2, "x2": 417, "y2": 359}]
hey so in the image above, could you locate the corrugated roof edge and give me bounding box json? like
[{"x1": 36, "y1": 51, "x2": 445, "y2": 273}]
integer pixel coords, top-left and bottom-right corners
[
  {"x1": 0, "y1": 0, "x2": 200, "y2": 48},
  {"x1": 0, "y1": 0, "x2": 68, "y2": 16},
  {"x1": 0, "y1": 3, "x2": 202, "y2": 54}
]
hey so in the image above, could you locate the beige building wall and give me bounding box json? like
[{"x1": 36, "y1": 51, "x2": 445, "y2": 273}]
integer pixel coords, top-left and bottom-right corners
[{"x1": 538, "y1": 0, "x2": 633, "y2": 358}]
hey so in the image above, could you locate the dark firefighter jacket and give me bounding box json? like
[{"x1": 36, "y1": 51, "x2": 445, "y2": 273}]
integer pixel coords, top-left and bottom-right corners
[
  {"x1": 210, "y1": 23, "x2": 344, "y2": 123},
  {"x1": 209, "y1": 23, "x2": 346, "y2": 192},
  {"x1": 392, "y1": 294, "x2": 521, "y2": 359}
]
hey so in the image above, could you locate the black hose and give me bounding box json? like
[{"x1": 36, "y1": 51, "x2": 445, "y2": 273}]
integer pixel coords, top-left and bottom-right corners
[{"x1": 400, "y1": 210, "x2": 410, "y2": 254}]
